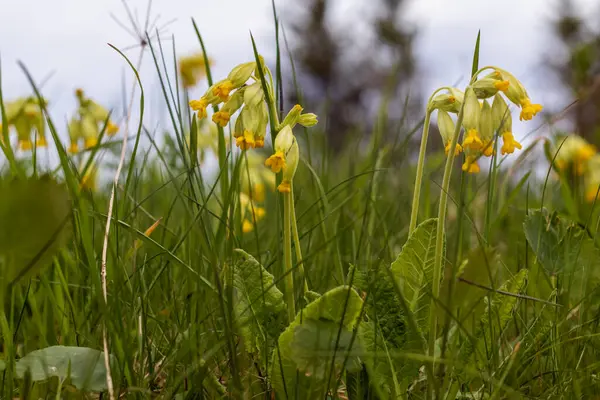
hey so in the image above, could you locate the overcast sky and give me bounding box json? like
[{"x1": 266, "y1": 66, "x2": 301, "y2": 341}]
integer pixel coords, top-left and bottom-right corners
[{"x1": 0, "y1": 0, "x2": 597, "y2": 141}]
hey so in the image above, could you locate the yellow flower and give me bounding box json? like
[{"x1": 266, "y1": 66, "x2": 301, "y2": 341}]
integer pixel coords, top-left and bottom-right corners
[
  {"x1": 462, "y1": 155, "x2": 480, "y2": 174},
  {"x1": 500, "y1": 132, "x2": 522, "y2": 155},
  {"x1": 278, "y1": 180, "x2": 291, "y2": 193},
  {"x1": 519, "y1": 98, "x2": 543, "y2": 121},
  {"x1": 254, "y1": 136, "x2": 265, "y2": 148},
  {"x1": 189, "y1": 98, "x2": 209, "y2": 119},
  {"x1": 236, "y1": 129, "x2": 255, "y2": 150},
  {"x1": 463, "y1": 129, "x2": 483, "y2": 152},
  {"x1": 445, "y1": 142, "x2": 462, "y2": 156},
  {"x1": 107, "y1": 122, "x2": 119, "y2": 136},
  {"x1": 85, "y1": 137, "x2": 98, "y2": 149},
  {"x1": 265, "y1": 150, "x2": 286, "y2": 173},
  {"x1": 428, "y1": 88, "x2": 464, "y2": 113},
  {"x1": 212, "y1": 80, "x2": 235, "y2": 101},
  {"x1": 69, "y1": 141, "x2": 80, "y2": 154},
  {"x1": 482, "y1": 142, "x2": 494, "y2": 157},
  {"x1": 36, "y1": 136, "x2": 48, "y2": 148},
  {"x1": 494, "y1": 80, "x2": 510, "y2": 92},
  {"x1": 242, "y1": 219, "x2": 254, "y2": 233},
  {"x1": 574, "y1": 143, "x2": 596, "y2": 175},
  {"x1": 212, "y1": 111, "x2": 230, "y2": 127},
  {"x1": 478, "y1": 100, "x2": 494, "y2": 157},
  {"x1": 178, "y1": 53, "x2": 212, "y2": 88},
  {"x1": 18, "y1": 139, "x2": 33, "y2": 151}
]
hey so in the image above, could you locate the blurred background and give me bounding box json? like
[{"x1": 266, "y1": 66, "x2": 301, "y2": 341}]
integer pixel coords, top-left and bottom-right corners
[{"x1": 1, "y1": 0, "x2": 600, "y2": 150}]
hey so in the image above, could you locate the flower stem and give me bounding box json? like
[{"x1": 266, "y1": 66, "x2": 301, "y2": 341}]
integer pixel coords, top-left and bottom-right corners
[
  {"x1": 427, "y1": 99, "x2": 466, "y2": 398},
  {"x1": 283, "y1": 191, "x2": 296, "y2": 322},
  {"x1": 409, "y1": 110, "x2": 432, "y2": 234},
  {"x1": 290, "y1": 183, "x2": 309, "y2": 295}
]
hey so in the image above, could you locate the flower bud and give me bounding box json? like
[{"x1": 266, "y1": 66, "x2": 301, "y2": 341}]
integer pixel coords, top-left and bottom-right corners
[
  {"x1": 491, "y1": 93, "x2": 512, "y2": 134},
  {"x1": 279, "y1": 140, "x2": 299, "y2": 193},
  {"x1": 472, "y1": 77, "x2": 510, "y2": 99},
  {"x1": 281, "y1": 104, "x2": 303, "y2": 128},
  {"x1": 437, "y1": 110, "x2": 461, "y2": 156},
  {"x1": 479, "y1": 100, "x2": 494, "y2": 157},
  {"x1": 428, "y1": 88, "x2": 464, "y2": 113},
  {"x1": 227, "y1": 61, "x2": 256, "y2": 87},
  {"x1": 298, "y1": 113, "x2": 318, "y2": 127}
]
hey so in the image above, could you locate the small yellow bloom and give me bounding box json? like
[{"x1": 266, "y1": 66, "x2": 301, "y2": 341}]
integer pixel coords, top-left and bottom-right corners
[
  {"x1": 242, "y1": 219, "x2": 254, "y2": 233},
  {"x1": 107, "y1": 122, "x2": 119, "y2": 136},
  {"x1": 236, "y1": 129, "x2": 255, "y2": 150},
  {"x1": 189, "y1": 98, "x2": 209, "y2": 119},
  {"x1": 445, "y1": 142, "x2": 462, "y2": 156},
  {"x1": 278, "y1": 180, "x2": 291, "y2": 193},
  {"x1": 519, "y1": 98, "x2": 543, "y2": 121},
  {"x1": 36, "y1": 136, "x2": 48, "y2": 148},
  {"x1": 254, "y1": 136, "x2": 265, "y2": 148},
  {"x1": 18, "y1": 139, "x2": 33, "y2": 151},
  {"x1": 482, "y1": 141, "x2": 494, "y2": 157},
  {"x1": 500, "y1": 132, "x2": 522, "y2": 155},
  {"x1": 462, "y1": 156, "x2": 480, "y2": 174},
  {"x1": 494, "y1": 80, "x2": 510, "y2": 92},
  {"x1": 212, "y1": 111, "x2": 231, "y2": 127},
  {"x1": 212, "y1": 80, "x2": 234, "y2": 101},
  {"x1": 463, "y1": 128, "x2": 483, "y2": 151},
  {"x1": 265, "y1": 150, "x2": 286, "y2": 173},
  {"x1": 69, "y1": 141, "x2": 80, "y2": 154},
  {"x1": 84, "y1": 137, "x2": 98, "y2": 149},
  {"x1": 281, "y1": 104, "x2": 303, "y2": 128}
]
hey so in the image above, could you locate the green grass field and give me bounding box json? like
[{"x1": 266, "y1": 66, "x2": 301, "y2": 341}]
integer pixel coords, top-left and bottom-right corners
[{"x1": 1, "y1": 17, "x2": 600, "y2": 400}]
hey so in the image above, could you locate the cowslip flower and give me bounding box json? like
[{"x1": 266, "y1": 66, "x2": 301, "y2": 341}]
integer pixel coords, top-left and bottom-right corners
[
  {"x1": 178, "y1": 53, "x2": 212, "y2": 88},
  {"x1": 437, "y1": 110, "x2": 461, "y2": 156},
  {"x1": 494, "y1": 68, "x2": 542, "y2": 121},
  {"x1": 428, "y1": 88, "x2": 464, "y2": 114},
  {"x1": 585, "y1": 155, "x2": 600, "y2": 202},
  {"x1": 553, "y1": 135, "x2": 596, "y2": 175},
  {"x1": 265, "y1": 125, "x2": 299, "y2": 193},
  {"x1": 239, "y1": 192, "x2": 267, "y2": 233},
  {"x1": 461, "y1": 87, "x2": 483, "y2": 153},
  {"x1": 490, "y1": 93, "x2": 522, "y2": 155}
]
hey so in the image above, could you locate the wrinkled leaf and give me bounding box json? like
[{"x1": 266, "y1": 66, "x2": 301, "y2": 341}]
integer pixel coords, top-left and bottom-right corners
[
  {"x1": 270, "y1": 286, "x2": 363, "y2": 398},
  {"x1": 391, "y1": 218, "x2": 438, "y2": 333},
  {"x1": 14, "y1": 346, "x2": 115, "y2": 392},
  {"x1": 231, "y1": 249, "x2": 286, "y2": 360}
]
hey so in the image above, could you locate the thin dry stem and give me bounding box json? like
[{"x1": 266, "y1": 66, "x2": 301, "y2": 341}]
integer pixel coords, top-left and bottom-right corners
[{"x1": 100, "y1": 48, "x2": 145, "y2": 400}]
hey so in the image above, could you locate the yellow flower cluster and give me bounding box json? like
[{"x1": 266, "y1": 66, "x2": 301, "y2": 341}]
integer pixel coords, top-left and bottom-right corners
[
  {"x1": 0, "y1": 97, "x2": 47, "y2": 150},
  {"x1": 189, "y1": 58, "x2": 318, "y2": 153},
  {"x1": 429, "y1": 67, "x2": 542, "y2": 173},
  {"x1": 178, "y1": 53, "x2": 212, "y2": 88},
  {"x1": 551, "y1": 134, "x2": 600, "y2": 202},
  {"x1": 68, "y1": 89, "x2": 119, "y2": 153}
]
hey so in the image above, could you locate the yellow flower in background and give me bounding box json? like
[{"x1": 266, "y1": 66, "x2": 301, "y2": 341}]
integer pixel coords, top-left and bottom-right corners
[
  {"x1": 553, "y1": 135, "x2": 596, "y2": 175},
  {"x1": 1, "y1": 97, "x2": 47, "y2": 151},
  {"x1": 239, "y1": 192, "x2": 267, "y2": 233},
  {"x1": 178, "y1": 53, "x2": 212, "y2": 88},
  {"x1": 585, "y1": 155, "x2": 600, "y2": 202}
]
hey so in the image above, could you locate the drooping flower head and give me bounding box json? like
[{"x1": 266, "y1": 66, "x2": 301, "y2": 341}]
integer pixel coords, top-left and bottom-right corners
[{"x1": 178, "y1": 53, "x2": 212, "y2": 88}]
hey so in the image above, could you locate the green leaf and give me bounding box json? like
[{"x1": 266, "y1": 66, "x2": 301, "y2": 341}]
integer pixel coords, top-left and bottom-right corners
[
  {"x1": 14, "y1": 346, "x2": 115, "y2": 392},
  {"x1": 270, "y1": 286, "x2": 363, "y2": 398},
  {"x1": 231, "y1": 249, "x2": 286, "y2": 360},
  {"x1": 0, "y1": 176, "x2": 70, "y2": 287},
  {"x1": 391, "y1": 218, "x2": 438, "y2": 334}
]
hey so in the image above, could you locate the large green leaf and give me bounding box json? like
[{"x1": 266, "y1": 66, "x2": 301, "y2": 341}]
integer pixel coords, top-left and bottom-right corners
[
  {"x1": 0, "y1": 176, "x2": 70, "y2": 287},
  {"x1": 391, "y1": 218, "x2": 438, "y2": 333},
  {"x1": 13, "y1": 346, "x2": 115, "y2": 392},
  {"x1": 231, "y1": 249, "x2": 286, "y2": 360},
  {"x1": 270, "y1": 286, "x2": 363, "y2": 398}
]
